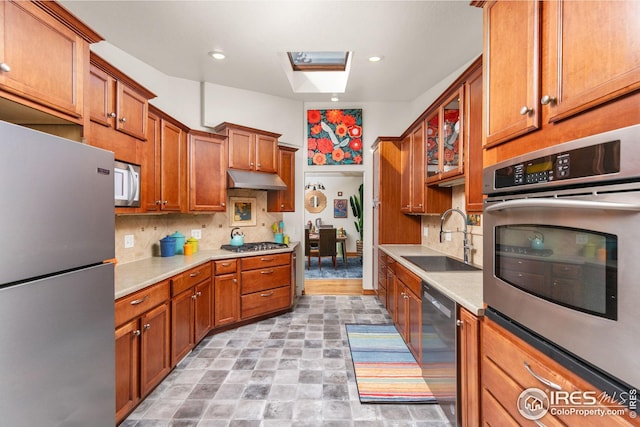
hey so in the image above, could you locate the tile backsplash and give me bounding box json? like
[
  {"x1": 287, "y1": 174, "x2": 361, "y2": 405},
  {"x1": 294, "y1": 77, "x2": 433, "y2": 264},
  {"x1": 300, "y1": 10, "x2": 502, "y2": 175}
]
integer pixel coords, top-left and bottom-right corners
[{"x1": 115, "y1": 190, "x2": 283, "y2": 264}]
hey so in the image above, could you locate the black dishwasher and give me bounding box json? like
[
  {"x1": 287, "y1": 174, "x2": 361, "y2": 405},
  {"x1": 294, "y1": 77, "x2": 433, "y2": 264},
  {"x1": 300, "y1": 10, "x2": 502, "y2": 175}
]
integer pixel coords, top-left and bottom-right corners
[{"x1": 422, "y1": 281, "x2": 458, "y2": 426}]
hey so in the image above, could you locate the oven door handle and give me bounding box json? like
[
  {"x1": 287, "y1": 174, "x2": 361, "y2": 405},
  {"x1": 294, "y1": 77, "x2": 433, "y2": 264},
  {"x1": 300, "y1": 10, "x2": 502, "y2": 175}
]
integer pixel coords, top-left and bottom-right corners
[{"x1": 485, "y1": 198, "x2": 640, "y2": 212}]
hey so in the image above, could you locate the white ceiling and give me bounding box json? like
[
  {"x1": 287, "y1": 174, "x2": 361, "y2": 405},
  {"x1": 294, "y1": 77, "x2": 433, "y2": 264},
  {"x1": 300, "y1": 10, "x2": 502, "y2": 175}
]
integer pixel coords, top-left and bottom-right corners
[{"x1": 61, "y1": 1, "x2": 484, "y2": 103}]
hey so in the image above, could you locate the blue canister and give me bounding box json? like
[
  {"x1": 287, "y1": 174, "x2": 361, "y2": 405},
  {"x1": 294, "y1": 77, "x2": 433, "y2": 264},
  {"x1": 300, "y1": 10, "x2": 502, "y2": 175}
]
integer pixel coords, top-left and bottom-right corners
[
  {"x1": 171, "y1": 231, "x2": 186, "y2": 254},
  {"x1": 160, "y1": 236, "x2": 176, "y2": 257}
]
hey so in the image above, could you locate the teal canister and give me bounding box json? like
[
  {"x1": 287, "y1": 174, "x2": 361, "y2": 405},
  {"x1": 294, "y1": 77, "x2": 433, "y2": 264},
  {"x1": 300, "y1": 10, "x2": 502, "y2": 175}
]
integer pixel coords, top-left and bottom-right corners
[{"x1": 171, "y1": 231, "x2": 186, "y2": 254}]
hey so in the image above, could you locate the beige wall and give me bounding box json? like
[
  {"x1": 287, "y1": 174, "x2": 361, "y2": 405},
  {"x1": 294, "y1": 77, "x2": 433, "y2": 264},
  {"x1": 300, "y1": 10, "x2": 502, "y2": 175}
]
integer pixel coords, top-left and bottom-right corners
[{"x1": 114, "y1": 189, "x2": 283, "y2": 265}]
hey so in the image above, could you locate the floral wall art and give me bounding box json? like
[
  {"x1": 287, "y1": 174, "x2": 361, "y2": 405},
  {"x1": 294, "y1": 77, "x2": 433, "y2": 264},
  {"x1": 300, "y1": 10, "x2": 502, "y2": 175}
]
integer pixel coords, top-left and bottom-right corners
[{"x1": 307, "y1": 109, "x2": 363, "y2": 165}]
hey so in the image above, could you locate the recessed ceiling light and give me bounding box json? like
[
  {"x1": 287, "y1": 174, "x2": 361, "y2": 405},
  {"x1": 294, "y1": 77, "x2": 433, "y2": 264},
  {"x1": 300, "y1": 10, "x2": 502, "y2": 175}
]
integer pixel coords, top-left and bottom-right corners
[
  {"x1": 331, "y1": 96, "x2": 339, "y2": 102},
  {"x1": 208, "y1": 51, "x2": 225, "y2": 60},
  {"x1": 368, "y1": 55, "x2": 383, "y2": 62}
]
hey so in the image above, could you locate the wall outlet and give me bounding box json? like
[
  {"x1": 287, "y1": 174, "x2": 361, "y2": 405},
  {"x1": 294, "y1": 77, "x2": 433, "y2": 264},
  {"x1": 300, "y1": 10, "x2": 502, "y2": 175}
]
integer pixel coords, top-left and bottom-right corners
[
  {"x1": 423, "y1": 226, "x2": 429, "y2": 237},
  {"x1": 444, "y1": 231, "x2": 452, "y2": 242},
  {"x1": 124, "y1": 234, "x2": 134, "y2": 249},
  {"x1": 191, "y1": 229, "x2": 202, "y2": 239}
]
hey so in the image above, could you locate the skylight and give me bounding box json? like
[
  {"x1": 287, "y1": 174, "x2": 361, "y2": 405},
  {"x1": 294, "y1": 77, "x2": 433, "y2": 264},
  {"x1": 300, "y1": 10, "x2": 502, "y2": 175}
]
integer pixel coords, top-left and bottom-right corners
[{"x1": 288, "y1": 51, "x2": 350, "y2": 72}]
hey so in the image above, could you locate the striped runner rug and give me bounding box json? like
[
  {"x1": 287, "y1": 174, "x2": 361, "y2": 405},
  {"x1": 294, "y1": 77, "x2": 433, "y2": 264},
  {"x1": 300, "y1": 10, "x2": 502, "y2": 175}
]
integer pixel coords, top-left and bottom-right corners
[{"x1": 345, "y1": 323, "x2": 436, "y2": 403}]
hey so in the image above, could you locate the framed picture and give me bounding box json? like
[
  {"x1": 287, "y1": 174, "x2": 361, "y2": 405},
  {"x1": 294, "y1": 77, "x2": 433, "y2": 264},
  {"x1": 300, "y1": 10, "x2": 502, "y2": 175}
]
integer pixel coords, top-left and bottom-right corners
[
  {"x1": 334, "y1": 199, "x2": 348, "y2": 218},
  {"x1": 229, "y1": 197, "x2": 257, "y2": 226},
  {"x1": 307, "y1": 109, "x2": 363, "y2": 166}
]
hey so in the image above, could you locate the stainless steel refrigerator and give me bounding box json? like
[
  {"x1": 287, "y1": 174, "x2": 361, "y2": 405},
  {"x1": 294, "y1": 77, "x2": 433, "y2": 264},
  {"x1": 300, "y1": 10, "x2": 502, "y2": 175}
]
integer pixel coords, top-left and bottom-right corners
[{"x1": 0, "y1": 120, "x2": 115, "y2": 426}]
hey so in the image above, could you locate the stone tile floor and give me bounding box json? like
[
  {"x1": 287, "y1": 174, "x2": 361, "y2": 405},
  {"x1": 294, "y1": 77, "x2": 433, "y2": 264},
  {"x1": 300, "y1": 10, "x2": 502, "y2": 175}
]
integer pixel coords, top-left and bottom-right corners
[{"x1": 121, "y1": 295, "x2": 452, "y2": 427}]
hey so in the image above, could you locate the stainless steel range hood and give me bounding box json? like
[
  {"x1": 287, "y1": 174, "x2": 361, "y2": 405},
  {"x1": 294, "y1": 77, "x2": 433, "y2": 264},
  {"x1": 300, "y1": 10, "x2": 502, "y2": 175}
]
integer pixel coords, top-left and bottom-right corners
[{"x1": 227, "y1": 169, "x2": 287, "y2": 191}]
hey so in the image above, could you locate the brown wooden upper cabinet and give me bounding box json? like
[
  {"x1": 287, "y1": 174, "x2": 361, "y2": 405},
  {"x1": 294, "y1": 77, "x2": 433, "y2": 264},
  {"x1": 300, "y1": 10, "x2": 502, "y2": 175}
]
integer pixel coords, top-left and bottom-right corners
[
  {"x1": 267, "y1": 146, "x2": 297, "y2": 212},
  {"x1": 400, "y1": 124, "x2": 425, "y2": 214},
  {"x1": 213, "y1": 122, "x2": 280, "y2": 173},
  {"x1": 0, "y1": 1, "x2": 101, "y2": 122},
  {"x1": 188, "y1": 131, "x2": 227, "y2": 212},
  {"x1": 87, "y1": 53, "x2": 155, "y2": 164},
  {"x1": 426, "y1": 87, "x2": 465, "y2": 183},
  {"x1": 482, "y1": 0, "x2": 640, "y2": 150}
]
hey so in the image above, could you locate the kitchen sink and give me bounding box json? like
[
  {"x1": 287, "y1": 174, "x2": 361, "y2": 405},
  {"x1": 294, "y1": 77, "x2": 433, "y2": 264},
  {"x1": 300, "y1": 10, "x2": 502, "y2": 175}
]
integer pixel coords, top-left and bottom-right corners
[{"x1": 402, "y1": 255, "x2": 481, "y2": 272}]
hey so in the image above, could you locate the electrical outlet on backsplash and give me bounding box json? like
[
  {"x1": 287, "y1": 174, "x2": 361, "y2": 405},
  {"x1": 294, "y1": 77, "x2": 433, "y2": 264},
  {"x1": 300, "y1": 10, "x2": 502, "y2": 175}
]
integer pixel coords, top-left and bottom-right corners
[{"x1": 114, "y1": 191, "x2": 283, "y2": 264}]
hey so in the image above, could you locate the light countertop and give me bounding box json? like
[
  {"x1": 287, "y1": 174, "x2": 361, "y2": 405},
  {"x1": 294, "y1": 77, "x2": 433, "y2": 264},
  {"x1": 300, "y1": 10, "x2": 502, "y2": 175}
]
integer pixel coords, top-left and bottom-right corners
[
  {"x1": 114, "y1": 244, "x2": 298, "y2": 300},
  {"x1": 378, "y1": 244, "x2": 484, "y2": 316}
]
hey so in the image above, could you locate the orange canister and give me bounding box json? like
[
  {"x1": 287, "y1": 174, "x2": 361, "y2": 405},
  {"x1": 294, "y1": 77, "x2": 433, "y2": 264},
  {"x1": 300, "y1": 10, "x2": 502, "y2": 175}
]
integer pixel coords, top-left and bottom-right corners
[{"x1": 183, "y1": 243, "x2": 193, "y2": 256}]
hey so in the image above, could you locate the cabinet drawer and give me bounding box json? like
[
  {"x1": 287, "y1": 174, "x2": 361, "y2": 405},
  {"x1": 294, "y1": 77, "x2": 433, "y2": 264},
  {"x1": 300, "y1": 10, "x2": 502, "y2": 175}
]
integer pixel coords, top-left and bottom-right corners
[
  {"x1": 241, "y1": 253, "x2": 289, "y2": 270},
  {"x1": 552, "y1": 262, "x2": 581, "y2": 279},
  {"x1": 394, "y1": 262, "x2": 421, "y2": 297},
  {"x1": 498, "y1": 256, "x2": 546, "y2": 273},
  {"x1": 241, "y1": 286, "x2": 290, "y2": 319},
  {"x1": 171, "y1": 262, "x2": 212, "y2": 296},
  {"x1": 241, "y1": 265, "x2": 290, "y2": 294},
  {"x1": 214, "y1": 259, "x2": 237, "y2": 275},
  {"x1": 115, "y1": 280, "x2": 170, "y2": 327}
]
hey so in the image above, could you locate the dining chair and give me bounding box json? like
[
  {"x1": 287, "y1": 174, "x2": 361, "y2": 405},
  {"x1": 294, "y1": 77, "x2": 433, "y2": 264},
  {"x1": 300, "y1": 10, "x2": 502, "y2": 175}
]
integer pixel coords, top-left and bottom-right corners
[
  {"x1": 304, "y1": 229, "x2": 319, "y2": 269},
  {"x1": 317, "y1": 228, "x2": 337, "y2": 270}
]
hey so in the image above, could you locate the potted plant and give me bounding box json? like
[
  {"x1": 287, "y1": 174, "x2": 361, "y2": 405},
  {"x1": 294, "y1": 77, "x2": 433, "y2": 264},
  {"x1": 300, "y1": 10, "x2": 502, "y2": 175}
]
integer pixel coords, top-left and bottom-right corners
[{"x1": 349, "y1": 183, "x2": 364, "y2": 260}]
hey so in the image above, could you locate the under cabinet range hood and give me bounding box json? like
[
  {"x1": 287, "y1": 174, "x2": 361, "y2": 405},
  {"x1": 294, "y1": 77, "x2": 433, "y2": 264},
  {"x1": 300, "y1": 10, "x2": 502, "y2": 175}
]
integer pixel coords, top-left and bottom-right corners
[{"x1": 227, "y1": 169, "x2": 287, "y2": 191}]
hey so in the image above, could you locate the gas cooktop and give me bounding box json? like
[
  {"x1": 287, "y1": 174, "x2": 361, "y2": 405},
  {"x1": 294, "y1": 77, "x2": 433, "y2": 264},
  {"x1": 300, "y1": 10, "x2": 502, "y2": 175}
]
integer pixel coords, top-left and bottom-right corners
[{"x1": 220, "y1": 241, "x2": 289, "y2": 253}]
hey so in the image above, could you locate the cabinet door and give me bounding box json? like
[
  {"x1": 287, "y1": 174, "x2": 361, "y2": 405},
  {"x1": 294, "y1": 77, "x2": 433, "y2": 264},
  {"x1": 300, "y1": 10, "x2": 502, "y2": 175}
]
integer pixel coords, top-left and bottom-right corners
[
  {"x1": 459, "y1": 307, "x2": 480, "y2": 427},
  {"x1": 194, "y1": 280, "x2": 213, "y2": 343},
  {"x1": 425, "y1": 111, "x2": 440, "y2": 181},
  {"x1": 116, "y1": 80, "x2": 148, "y2": 140},
  {"x1": 171, "y1": 289, "x2": 194, "y2": 366},
  {"x1": 399, "y1": 136, "x2": 412, "y2": 213},
  {"x1": 439, "y1": 89, "x2": 464, "y2": 181},
  {"x1": 410, "y1": 124, "x2": 425, "y2": 213},
  {"x1": 0, "y1": 1, "x2": 85, "y2": 119},
  {"x1": 255, "y1": 134, "x2": 278, "y2": 173},
  {"x1": 228, "y1": 128, "x2": 254, "y2": 170},
  {"x1": 142, "y1": 111, "x2": 161, "y2": 211},
  {"x1": 88, "y1": 65, "x2": 114, "y2": 128},
  {"x1": 406, "y1": 289, "x2": 421, "y2": 363},
  {"x1": 214, "y1": 274, "x2": 239, "y2": 327},
  {"x1": 386, "y1": 268, "x2": 397, "y2": 322},
  {"x1": 464, "y1": 66, "x2": 484, "y2": 213},
  {"x1": 267, "y1": 147, "x2": 296, "y2": 212},
  {"x1": 160, "y1": 119, "x2": 184, "y2": 212},
  {"x1": 484, "y1": 0, "x2": 541, "y2": 147},
  {"x1": 115, "y1": 319, "x2": 140, "y2": 424},
  {"x1": 140, "y1": 302, "x2": 170, "y2": 397},
  {"x1": 396, "y1": 282, "x2": 409, "y2": 339},
  {"x1": 544, "y1": 0, "x2": 640, "y2": 123},
  {"x1": 189, "y1": 133, "x2": 227, "y2": 212}
]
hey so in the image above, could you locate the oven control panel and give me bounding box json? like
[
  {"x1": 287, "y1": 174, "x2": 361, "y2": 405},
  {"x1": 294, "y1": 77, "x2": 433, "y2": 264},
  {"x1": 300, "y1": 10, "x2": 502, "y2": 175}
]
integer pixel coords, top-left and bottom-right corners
[{"x1": 492, "y1": 140, "x2": 620, "y2": 190}]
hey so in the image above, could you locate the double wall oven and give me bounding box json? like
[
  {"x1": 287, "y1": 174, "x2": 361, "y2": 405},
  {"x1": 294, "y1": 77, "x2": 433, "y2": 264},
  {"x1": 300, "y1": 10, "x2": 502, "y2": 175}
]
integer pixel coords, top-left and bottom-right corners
[{"x1": 483, "y1": 125, "x2": 640, "y2": 395}]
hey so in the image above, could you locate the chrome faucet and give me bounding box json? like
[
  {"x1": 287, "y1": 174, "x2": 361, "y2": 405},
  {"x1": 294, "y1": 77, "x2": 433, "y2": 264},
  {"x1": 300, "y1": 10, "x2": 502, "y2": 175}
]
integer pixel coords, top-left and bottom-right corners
[{"x1": 439, "y1": 208, "x2": 472, "y2": 264}]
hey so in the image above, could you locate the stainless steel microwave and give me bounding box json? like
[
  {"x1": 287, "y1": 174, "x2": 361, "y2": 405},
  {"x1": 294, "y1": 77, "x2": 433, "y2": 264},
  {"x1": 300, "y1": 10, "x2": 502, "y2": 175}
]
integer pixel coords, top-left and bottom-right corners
[{"x1": 114, "y1": 160, "x2": 140, "y2": 207}]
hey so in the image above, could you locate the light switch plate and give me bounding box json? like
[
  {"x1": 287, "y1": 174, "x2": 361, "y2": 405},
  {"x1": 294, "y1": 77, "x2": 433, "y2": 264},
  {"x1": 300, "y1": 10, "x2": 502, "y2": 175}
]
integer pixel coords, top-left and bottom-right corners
[
  {"x1": 124, "y1": 234, "x2": 134, "y2": 249},
  {"x1": 423, "y1": 227, "x2": 429, "y2": 237},
  {"x1": 191, "y1": 229, "x2": 202, "y2": 239},
  {"x1": 445, "y1": 232, "x2": 452, "y2": 242}
]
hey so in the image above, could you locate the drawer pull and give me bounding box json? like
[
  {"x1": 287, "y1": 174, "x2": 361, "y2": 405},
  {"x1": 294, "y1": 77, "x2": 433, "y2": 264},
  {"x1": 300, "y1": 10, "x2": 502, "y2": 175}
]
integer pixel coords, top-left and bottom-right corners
[
  {"x1": 132, "y1": 330, "x2": 141, "y2": 337},
  {"x1": 260, "y1": 291, "x2": 274, "y2": 297},
  {"x1": 190, "y1": 271, "x2": 201, "y2": 278},
  {"x1": 143, "y1": 323, "x2": 151, "y2": 330},
  {"x1": 233, "y1": 278, "x2": 238, "y2": 283},
  {"x1": 524, "y1": 361, "x2": 562, "y2": 390},
  {"x1": 260, "y1": 269, "x2": 275, "y2": 275},
  {"x1": 221, "y1": 262, "x2": 231, "y2": 267},
  {"x1": 130, "y1": 296, "x2": 148, "y2": 305},
  {"x1": 260, "y1": 257, "x2": 275, "y2": 262}
]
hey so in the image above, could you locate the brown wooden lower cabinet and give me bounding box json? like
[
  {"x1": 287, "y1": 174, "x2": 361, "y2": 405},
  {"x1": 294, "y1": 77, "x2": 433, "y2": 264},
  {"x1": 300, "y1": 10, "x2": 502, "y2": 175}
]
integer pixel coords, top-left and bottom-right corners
[
  {"x1": 115, "y1": 281, "x2": 171, "y2": 425},
  {"x1": 392, "y1": 261, "x2": 422, "y2": 363},
  {"x1": 458, "y1": 307, "x2": 480, "y2": 427},
  {"x1": 482, "y1": 317, "x2": 639, "y2": 427},
  {"x1": 115, "y1": 253, "x2": 294, "y2": 424}
]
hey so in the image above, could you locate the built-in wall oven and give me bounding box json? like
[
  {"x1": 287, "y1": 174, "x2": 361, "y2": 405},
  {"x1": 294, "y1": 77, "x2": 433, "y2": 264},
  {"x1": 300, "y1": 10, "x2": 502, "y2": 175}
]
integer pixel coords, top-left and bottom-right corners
[{"x1": 483, "y1": 124, "x2": 640, "y2": 395}]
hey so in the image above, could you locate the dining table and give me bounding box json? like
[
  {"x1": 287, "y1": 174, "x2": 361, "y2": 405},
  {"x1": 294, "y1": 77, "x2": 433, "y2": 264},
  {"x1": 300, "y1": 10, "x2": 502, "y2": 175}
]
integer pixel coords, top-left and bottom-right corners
[{"x1": 308, "y1": 232, "x2": 348, "y2": 266}]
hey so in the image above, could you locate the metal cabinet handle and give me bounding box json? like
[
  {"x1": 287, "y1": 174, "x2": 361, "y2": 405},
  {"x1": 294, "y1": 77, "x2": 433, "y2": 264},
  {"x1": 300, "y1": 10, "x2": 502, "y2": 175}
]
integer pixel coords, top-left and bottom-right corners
[
  {"x1": 520, "y1": 106, "x2": 533, "y2": 115},
  {"x1": 523, "y1": 361, "x2": 562, "y2": 390},
  {"x1": 260, "y1": 257, "x2": 275, "y2": 262},
  {"x1": 191, "y1": 294, "x2": 197, "y2": 300},
  {"x1": 190, "y1": 271, "x2": 201, "y2": 278},
  {"x1": 221, "y1": 202, "x2": 226, "y2": 207},
  {"x1": 108, "y1": 112, "x2": 117, "y2": 118},
  {"x1": 119, "y1": 117, "x2": 127, "y2": 123},
  {"x1": 260, "y1": 269, "x2": 275, "y2": 275},
  {"x1": 232, "y1": 278, "x2": 237, "y2": 283},
  {"x1": 456, "y1": 320, "x2": 464, "y2": 327},
  {"x1": 132, "y1": 330, "x2": 141, "y2": 337},
  {"x1": 281, "y1": 204, "x2": 284, "y2": 208},
  {"x1": 0, "y1": 63, "x2": 11, "y2": 72},
  {"x1": 130, "y1": 296, "x2": 148, "y2": 305},
  {"x1": 162, "y1": 200, "x2": 168, "y2": 205},
  {"x1": 260, "y1": 291, "x2": 274, "y2": 297},
  {"x1": 143, "y1": 323, "x2": 151, "y2": 330},
  {"x1": 257, "y1": 163, "x2": 261, "y2": 167},
  {"x1": 221, "y1": 262, "x2": 231, "y2": 267},
  {"x1": 196, "y1": 291, "x2": 202, "y2": 297},
  {"x1": 250, "y1": 162, "x2": 254, "y2": 166},
  {"x1": 540, "y1": 95, "x2": 556, "y2": 106}
]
